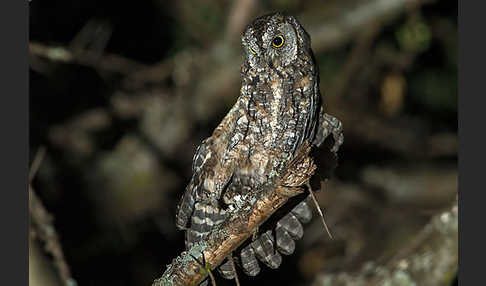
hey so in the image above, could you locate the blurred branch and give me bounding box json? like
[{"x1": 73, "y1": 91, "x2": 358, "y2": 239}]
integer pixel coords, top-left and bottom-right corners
[
  {"x1": 29, "y1": 41, "x2": 148, "y2": 75},
  {"x1": 190, "y1": 0, "x2": 439, "y2": 122},
  {"x1": 326, "y1": 24, "x2": 381, "y2": 100},
  {"x1": 29, "y1": 146, "x2": 46, "y2": 183},
  {"x1": 29, "y1": 148, "x2": 76, "y2": 286},
  {"x1": 328, "y1": 102, "x2": 457, "y2": 158},
  {"x1": 308, "y1": 0, "x2": 437, "y2": 52},
  {"x1": 29, "y1": 186, "x2": 77, "y2": 286},
  {"x1": 225, "y1": 0, "x2": 258, "y2": 41},
  {"x1": 313, "y1": 198, "x2": 457, "y2": 286},
  {"x1": 361, "y1": 165, "x2": 457, "y2": 207},
  {"x1": 30, "y1": 0, "x2": 437, "y2": 93},
  {"x1": 370, "y1": 198, "x2": 458, "y2": 286},
  {"x1": 68, "y1": 19, "x2": 112, "y2": 57},
  {"x1": 30, "y1": 239, "x2": 63, "y2": 286}
]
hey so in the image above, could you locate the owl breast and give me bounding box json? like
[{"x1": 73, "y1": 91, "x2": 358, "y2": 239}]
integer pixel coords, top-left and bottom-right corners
[{"x1": 218, "y1": 63, "x2": 318, "y2": 189}]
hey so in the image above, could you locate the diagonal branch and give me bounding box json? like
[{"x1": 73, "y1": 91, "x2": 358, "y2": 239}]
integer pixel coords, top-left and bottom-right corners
[
  {"x1": 153, "y1": 186, "x2": 303, "y2": 286},
  {"x1": 152, "y1": 145, "x2": 318, "y2": 286},
  {"x1": 29, "y1": 186, "x2": 77, "y2": 286},
  {"x1": 29, "y1": 147, "x2": 76, "y2": 286}
]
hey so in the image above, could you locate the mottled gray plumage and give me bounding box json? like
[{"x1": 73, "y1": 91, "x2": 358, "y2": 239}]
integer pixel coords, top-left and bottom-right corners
[{"x1": 175, "y1": 12, "x2": 343, "y2": 285}]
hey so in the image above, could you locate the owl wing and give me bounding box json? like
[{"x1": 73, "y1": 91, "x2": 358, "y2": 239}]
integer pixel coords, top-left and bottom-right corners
[
  {"x1": 175, "y1": 138, "x2": 210, "y2": 230},
  {"x1": 175, "y1": 138, "x2": 232, "y2": 249},
  {"x1": 177, "y1": 140, "x2": 317, "y2": 283}
]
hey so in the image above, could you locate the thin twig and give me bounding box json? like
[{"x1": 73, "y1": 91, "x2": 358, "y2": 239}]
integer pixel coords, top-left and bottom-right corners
[
  {"x1": 207, "y1": 270, "x2": 217, "y2": 286},
  {"x1": 29, "y1": 146, "x2": 46, "y2": 182},
  {"x1": 307, "y1": 182, "x2": 333, "y2": 239},
  {"x1": 29, "y1": 186, "x2": 76, "y2": 286},
  {"x1": 29, "y1": 146, "x2": 75, "y2": 285},
  {"x1": 229, "y1": 255, "x2": 240, "y2": 286},
  {"x1": 190, "y1": 254, "x2": 217, "y2": 286},
  {"x1": 29, "y1": 42, "x2": 148, "y2": 75}
]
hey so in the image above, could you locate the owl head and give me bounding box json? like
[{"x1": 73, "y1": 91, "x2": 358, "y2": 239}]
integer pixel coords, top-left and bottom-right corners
[{"x1": 241, "y1": 12, "x2": 312, "y2": 70}]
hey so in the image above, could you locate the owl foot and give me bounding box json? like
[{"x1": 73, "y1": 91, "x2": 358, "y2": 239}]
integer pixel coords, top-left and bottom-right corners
[
  {"x1": 323, "y1": 113, "x2": 344, "y2": 153},
  {"x1": 313, "y1": 112, "x2": 344, "y2": 153}
]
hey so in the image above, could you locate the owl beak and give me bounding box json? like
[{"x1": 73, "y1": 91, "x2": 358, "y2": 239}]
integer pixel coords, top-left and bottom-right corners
[{"x1": 267, "y1": 56, "x2": 279, "y2": 68}]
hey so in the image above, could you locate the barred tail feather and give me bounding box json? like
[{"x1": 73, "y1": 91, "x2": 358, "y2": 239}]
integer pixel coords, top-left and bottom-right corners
[
  {"x1": 277, "y1": 212, "x2": 304, "y2": 240},
  {"x1": 240, "y1": 244, "x2": 261, "y2": 276},
  {"x1": 218, "y1": 259, "x2": 235, "y2": 279},
  {"x1": 175, "y1": 186, "x2": 196, "y2": 230},
  {"x1": 291, "y1": 199, "x2": 312, "y2": 224},
  {"x1": 275, "y1": 226, "x2": 295, "y2": 255},
  {"x1": 251, "y1": 230, "x2": 282, "y2": 269},
  {"x1": 185, "y1": 202, "x2": 226, "y2": 249}
]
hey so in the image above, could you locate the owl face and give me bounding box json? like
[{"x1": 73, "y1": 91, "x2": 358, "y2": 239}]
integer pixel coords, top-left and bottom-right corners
[{"x1": 241, "y1": 13, "x2": 311, "y2": 70}]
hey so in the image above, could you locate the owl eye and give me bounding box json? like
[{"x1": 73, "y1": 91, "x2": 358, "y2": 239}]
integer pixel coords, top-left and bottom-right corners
[
  {"x1": 271, "y1": 35, "x2": 285, "y2": 48},
  {"x1": 249, "y1": 46, "x2": 257, "y2": 55}
]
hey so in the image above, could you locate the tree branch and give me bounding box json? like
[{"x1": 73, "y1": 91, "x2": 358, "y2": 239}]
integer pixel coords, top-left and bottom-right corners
[
  {"x1": 29, "y1": 186, "x2": 77, "y2": 286},
  {"x1": 308, "y1": 0, "x2": 437, "y2": 52},
  {"x1": 312, "y1": 198, "x2": 458, "y2": 286},
  {"x1": 29, "y1": 42, "x2": 148, "y2": 75},
  {"x1": 152, "y1": 145, "x2": 318, "y2": 286}
]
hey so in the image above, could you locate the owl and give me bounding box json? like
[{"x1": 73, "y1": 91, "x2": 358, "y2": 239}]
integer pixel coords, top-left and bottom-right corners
[{"x1": 175, "y1": 12, "x2": 343, "y2": 284}]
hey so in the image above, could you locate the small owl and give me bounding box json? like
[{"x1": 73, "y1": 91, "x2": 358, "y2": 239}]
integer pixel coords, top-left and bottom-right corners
[{"x1": 176, "y1": 12, "x2": 343, "y2": 284}]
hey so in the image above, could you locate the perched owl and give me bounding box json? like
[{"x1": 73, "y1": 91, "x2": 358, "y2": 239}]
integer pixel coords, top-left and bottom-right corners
[{"x1": 176, "y1": 12, "x2": 343, "y2": 284}]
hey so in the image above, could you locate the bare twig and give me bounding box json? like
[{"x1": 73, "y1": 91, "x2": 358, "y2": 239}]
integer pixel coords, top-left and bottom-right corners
[
  {"x1": 29, "y1": 42, "x2": 148, "y2": 75},
  {"x1": 69, "y1": 19, "x2": 112, "y2": 58},
  {"x1": 307, "y1": 0, "x2": 437, "y2": 52},
  {"x1": 207, "y1": 270, "x2": 217, "y2": 286},
  {"x1": 29, "y1": 146, "x2": 75, "y2": 285},
  {"x1": 225, "y1": 0, "x2": 258, "y2": 41},
  {"x1": 190, "y1": 254, "x2": 217, "y2": 286},
  {"x1": 307, "y1": 183, "x2": 333, "y2": 239},
  {"x1": 29, "y1": 146, "x2": 46, "y2": 183},
  {"x1": 229, "y1": 256, "x2": 240, "y2": 286},
  {"x1": 29, "y1": 186, "x2": 76, "y2": 286}
]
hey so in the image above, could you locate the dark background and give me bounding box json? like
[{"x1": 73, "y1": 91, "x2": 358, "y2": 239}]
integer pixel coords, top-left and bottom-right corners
[{"x1": 29, "y1": 0, "x2": 457, "y2": 285}]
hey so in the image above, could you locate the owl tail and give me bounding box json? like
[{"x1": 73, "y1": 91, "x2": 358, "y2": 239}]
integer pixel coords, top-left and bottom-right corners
[
  {"x1": 175, "y1": 187, "x2": 195, "y2": 230},
  {"x1": 185, "y1": 202, "x2": 227, "y2": 249}
]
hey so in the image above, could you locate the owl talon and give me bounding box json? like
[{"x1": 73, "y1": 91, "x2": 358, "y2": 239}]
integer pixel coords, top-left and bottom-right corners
[
  {"x1": 323, "y1": 113, "x2": 344, "y2": 153},
  {"x1": 313, "y1": 111, "x2": 344, "y2": 153}
]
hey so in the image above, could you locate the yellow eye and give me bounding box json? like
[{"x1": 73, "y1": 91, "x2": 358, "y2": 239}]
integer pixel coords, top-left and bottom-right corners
[
  {"x1": 249, "y1": 46, "x2": 257, "y2": 55},
  {"x1": 272, "y1": 35, "x2": 285, "y2": 48}
]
